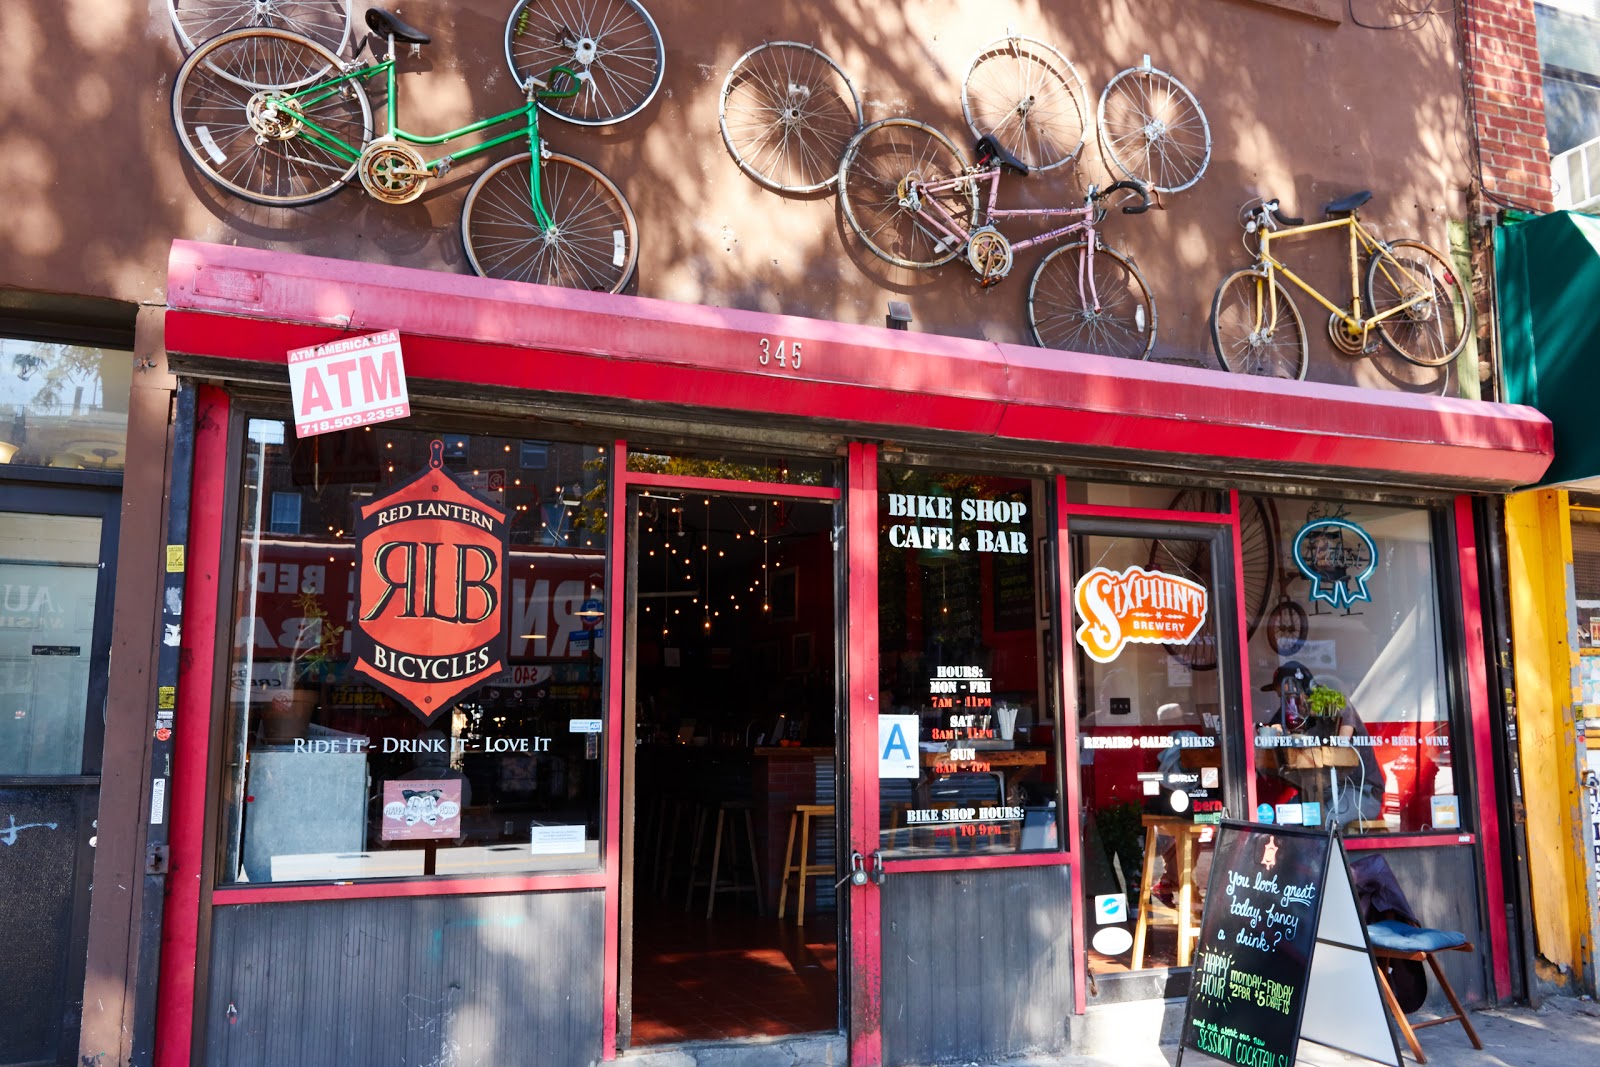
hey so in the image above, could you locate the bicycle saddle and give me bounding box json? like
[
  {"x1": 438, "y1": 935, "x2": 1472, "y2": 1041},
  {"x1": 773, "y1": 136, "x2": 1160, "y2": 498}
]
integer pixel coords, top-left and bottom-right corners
[
  {"x1": 974, "y1": 135, "x2": 1030, "y2": 176},
  {"x1": 366, "y1": 7, "x2": 431, "y2": 45},
  {"x1": 1323, "y1": 190, "x2": 1372, "y2": 216}
]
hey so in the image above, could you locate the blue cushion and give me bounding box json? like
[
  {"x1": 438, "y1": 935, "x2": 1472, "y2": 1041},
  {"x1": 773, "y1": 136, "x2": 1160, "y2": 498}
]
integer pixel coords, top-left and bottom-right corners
[{"x1": 1368, "y1": 919, "x2": 1467, "y2": 953}]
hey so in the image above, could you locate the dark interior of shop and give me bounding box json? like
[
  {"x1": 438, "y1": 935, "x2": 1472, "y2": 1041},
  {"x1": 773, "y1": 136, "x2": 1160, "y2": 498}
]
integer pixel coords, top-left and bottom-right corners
[{"x1": 626, "y1": 490, "x2": 840, "y2": 1045}]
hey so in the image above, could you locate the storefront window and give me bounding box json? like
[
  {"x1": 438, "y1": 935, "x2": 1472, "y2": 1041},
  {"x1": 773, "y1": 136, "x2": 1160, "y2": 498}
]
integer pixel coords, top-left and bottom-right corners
[
  {"x1": 1066, "y1": 482, "x2": 1225, "y2": 512},
  {"x1": 219, "y1": 419, "x2": 610, "y2": 884},
  {"x1": 1244, "y1": 497, "x2": 1457, "y2": 835},
  {"x1": 0, "y1": 512, "x2": 102, "y2": 775},
  {"x1": 627, "y1": 446, "x2": 832, "y2": 486},
  {"x1": 0, "y1": 338, "x2": 130, "y2": 470},
  {"x1": 876, "y1": 465, "x2": 1059, "y2": 856}
]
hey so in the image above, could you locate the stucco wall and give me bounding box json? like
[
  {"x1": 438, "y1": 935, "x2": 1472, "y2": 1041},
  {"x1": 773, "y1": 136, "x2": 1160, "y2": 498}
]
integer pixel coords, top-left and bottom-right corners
[{"x1": 3, "y1": 0, "x2": 1473, "y2": 389}]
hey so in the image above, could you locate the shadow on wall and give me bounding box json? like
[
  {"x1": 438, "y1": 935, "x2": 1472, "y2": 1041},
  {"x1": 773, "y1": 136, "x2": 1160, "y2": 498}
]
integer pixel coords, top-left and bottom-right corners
[{"x1": 5, "y1": 0, "x2": 1472, "y2": 391}]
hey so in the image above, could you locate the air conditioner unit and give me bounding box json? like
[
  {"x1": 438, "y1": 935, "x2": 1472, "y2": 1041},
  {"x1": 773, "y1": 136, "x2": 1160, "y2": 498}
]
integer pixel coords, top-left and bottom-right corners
[{"x1": 1553, "y1": 134, "x2": 1600, "y2": 212}]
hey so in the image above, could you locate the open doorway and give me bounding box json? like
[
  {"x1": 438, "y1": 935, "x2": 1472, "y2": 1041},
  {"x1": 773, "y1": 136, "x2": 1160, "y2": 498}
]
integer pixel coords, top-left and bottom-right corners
[{"x1": 624, "y1": 489, "x2": 841, "y2": 1046}]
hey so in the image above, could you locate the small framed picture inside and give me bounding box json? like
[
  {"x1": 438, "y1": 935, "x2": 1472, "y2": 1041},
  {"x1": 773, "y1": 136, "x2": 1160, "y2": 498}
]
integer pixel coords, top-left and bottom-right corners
[{"x1": 792, "y1": 632, "x2": 814, "y2": 672}]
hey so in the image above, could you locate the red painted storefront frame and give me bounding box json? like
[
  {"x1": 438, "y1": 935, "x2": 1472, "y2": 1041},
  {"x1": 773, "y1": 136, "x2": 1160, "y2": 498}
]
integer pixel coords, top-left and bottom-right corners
[
  {"x1": 154, "y1": 240, "x2": 1533, "y2": 1062},
  {"x1": 164, "y1": 241, "x2": 1552, "y2": 494}
]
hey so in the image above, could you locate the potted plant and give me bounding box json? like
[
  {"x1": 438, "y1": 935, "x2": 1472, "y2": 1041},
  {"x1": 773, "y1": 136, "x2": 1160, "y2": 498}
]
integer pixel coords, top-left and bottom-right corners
[{"x1": 259, "y1": 587, "x2": 345, "y2": 743}]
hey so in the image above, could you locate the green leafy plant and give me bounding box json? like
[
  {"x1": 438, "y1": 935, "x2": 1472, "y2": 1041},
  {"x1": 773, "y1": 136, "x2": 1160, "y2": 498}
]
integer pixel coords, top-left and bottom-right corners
[
  {"x1": 289, "y1": 587, "x2": 344, "y2": 685},
  {"x1": 1308, "y1": 683, "x2": 1346, "y2": 717}
]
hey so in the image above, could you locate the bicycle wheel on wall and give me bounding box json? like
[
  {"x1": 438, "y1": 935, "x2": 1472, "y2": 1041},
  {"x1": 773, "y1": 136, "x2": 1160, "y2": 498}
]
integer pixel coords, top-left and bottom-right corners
[
  {"x1": 1147, "y1": 491, "x2": 1277, "y2": 670},
  {"x1": 167, "y1": 0, "x2": 351, "y2": 55},
  {"x1": 1027, "y1": 243, "x2": 1155, "y2": 359},
  {"x1": 1210, "y1": 268, "x2": 1308, "y2": 379},
  {"x1": 172, "y1": 28, "x2": 372, "y2": 206},
  {"x1": 1097, "y1": 61, "x2": 1211, "y2": 194},
  {"x1": 504, "y1": 0, "x2": 664, "y2": 126},
  {"x1": 1365, "y1": 239, "x2": 1472, "y2": 368},
  {"x1": 720, "y1": 42, "x2": 863, "y2": 194},
  {"x1": 961, "y1": 35, "x2": 1087, "y2": 172},
  {"x1": 837, "y1": 118, "x2": 977, "y2": 269},
  {"x1": 461, "y1": 151, "x2": 639, "y2": 293}
]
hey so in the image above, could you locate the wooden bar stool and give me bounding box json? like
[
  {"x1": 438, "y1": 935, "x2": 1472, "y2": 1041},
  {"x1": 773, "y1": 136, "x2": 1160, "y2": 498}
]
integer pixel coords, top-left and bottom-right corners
[
  {"x1": 1131, "y1": 814, "x2": 1207, "y2": 969},
  {"x1": 686, "y1": 799, "x2": 764, "y2": 919},
  {"x1": 777, "y1": 803, "x2": 835, "y2": 927}
]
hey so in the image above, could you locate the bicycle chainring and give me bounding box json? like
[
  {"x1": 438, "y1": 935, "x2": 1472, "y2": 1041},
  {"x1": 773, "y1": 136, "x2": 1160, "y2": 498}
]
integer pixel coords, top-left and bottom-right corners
[
  {"x1": 358, "y1": 140, "x2": 429, "y2": 205},
  {"x1": 967, "y1": 225, "x2": 1013, "y2": 285},
  {"x1": 1326, "y1": 312, "x2": 1375, "y2": 355}
]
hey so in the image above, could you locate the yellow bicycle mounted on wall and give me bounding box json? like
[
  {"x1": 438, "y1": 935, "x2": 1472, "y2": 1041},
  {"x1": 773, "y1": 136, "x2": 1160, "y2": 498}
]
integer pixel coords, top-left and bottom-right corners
[{"x1": 1210, "y1": 191, "x2": 1471, "y2": 380}]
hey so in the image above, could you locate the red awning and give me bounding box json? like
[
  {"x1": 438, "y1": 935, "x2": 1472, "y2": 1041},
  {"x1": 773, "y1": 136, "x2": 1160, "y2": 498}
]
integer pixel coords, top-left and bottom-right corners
[{"x1": 165, "y1": 240, "x2": 1552, "y2": 492}]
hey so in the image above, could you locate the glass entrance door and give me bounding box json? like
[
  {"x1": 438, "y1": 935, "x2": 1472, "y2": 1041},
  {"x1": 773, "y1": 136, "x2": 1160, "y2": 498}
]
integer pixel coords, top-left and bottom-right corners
[
  {"x1": 620, "y1": 483, "x2": 843, "y2": 1048},
  {"x1": 1068, "y1": 518, "x2": 1245, "y2": 998},
  {"x1": 0, "y1": 486, "x2": 118, "y2": 1066}
]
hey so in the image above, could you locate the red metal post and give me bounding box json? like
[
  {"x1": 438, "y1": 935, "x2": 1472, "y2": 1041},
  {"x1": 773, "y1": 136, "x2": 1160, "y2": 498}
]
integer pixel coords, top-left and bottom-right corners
[
  {"x1": 602, "y1": 439, "x2": 628, "y2": 1059},
  {"x1": 847, "y1": 443, "x2": 882, "y2": 1065},
  {"x1": 1456, "y1": 494, "x2": 1513, "y2": 1000},
  {"x1": 153, "y1": 385, "x2": 229, "y2": 1067}
]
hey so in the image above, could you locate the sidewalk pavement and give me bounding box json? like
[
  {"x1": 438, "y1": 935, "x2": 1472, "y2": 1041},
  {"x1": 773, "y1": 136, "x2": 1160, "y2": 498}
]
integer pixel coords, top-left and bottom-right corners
[{"x1": 989, "y1": 997, "x2": 1600, "y2": 1067}]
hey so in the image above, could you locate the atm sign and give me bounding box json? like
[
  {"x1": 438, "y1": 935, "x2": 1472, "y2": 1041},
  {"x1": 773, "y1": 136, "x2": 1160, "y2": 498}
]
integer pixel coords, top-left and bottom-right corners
[{"x1": 288, "y1": 329, "x2": 411, "y2": 438}]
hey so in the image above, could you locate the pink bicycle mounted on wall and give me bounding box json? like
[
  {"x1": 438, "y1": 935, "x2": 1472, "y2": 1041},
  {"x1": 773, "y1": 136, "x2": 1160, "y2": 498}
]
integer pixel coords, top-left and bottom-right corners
[{"x1": 838, "y1": 118, "x2": 1156, "y2": 359}]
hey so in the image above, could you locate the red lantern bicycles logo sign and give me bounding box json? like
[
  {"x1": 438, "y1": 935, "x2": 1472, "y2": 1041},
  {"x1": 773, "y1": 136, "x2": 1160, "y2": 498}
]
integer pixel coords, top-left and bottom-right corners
[
  {"x1": 352, "y1": 440, "x2": 508, "y2": 722},
  {"x1": 1073, "y1": 565, "x2": 1208, "y2": 663}
]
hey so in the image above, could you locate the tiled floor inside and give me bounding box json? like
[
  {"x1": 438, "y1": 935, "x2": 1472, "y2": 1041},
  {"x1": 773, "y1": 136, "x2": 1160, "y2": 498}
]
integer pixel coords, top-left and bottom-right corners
[{"x1": 629, "y1": 901, "x2": 839, "y2": 1045}]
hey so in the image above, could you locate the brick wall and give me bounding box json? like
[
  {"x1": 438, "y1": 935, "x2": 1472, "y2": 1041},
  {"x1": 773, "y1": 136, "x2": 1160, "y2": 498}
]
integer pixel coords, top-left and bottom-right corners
[{"x1": 1463, "y1": 0, "x2": 1556, "y2": 211}]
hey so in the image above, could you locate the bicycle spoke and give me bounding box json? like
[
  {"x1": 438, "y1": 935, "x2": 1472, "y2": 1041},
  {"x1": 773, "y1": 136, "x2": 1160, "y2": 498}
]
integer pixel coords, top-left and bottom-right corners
[
  {"x1": 463, "y1": 153, "x2": 636, "y2": 291},
  {"x1": 168, "y1": 0, "x2": 350, "y2": 55},
  {"x1": 1211, "y1": 269, "x2": 1306, "y2": 378},
  {"x1": 1029, "y1": 244, "x2": 1153, "y2": 359},
  {"x1": 962, "y1": 36, "x2": 1086, "y2": 171},
  {"x1": 1098, "y1": 66, "x2": 1211, "y2": 193},
  {"x1": 505, "y1": 0, "x2": 663, "y2": 125},
  {"x1": 173, "y1": 28, "x2": 370, "y2": 205},
  {"x1": 839, "y1": 119, "x2": 974, "y2": 268},
  {"x1": 1366, "y1": 240, "x2": 1469, "y2": 368},
  {"x1": 720, "y1": 42, "x2": 862, "y2": 193}
]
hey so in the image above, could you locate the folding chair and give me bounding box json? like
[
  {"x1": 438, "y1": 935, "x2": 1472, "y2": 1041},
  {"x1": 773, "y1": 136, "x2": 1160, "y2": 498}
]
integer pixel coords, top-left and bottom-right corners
[
  {"x1": 1352, "y1": 851, "x2": 1485, "y2": 1064},
  {"x1": 1367, "y1": 921, "x2": 1482, "y2": 1063}
]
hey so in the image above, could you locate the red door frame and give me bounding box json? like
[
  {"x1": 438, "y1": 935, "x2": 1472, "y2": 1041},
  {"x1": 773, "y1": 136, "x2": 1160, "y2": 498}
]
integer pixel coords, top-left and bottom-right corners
[
  {"x1": 611, "y1": 467, "x2": 844, "y2": 1055},
  {"x1": 1058, "y1": 490, "x2": 1255, "y2": 1012}
]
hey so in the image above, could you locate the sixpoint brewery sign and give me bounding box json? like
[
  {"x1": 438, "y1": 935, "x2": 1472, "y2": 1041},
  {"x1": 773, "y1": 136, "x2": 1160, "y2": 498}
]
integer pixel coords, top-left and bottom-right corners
[
  {"x1": 1074, "y1": 565, "x2": 1208, "y2": 663},
  {"x1": 288, "y1": 329, "x2": 411, "y2": 438},
  {"x1": 353, "y1": 440, "x2": 508, "y2": 722}
]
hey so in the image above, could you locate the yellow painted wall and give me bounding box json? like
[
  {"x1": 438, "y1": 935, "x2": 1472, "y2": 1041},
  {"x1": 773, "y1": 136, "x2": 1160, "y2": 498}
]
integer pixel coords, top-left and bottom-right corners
[{"x1": 1505, "y1": 489, "x2": 1590, "y2": 980}]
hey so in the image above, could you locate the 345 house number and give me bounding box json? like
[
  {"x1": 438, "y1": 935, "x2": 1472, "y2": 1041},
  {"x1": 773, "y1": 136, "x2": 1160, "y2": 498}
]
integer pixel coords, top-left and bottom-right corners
[{"x1": 758, "y1": 338, "x2": 803, "y2": 371}]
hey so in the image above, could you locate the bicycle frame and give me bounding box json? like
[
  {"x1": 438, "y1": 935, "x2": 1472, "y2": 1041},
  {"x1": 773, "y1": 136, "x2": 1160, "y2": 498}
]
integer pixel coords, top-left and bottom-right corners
[
  {"x1": 265, "y1": 41, "x2": 577, "y2": 226},
  {"x1": 1252, "y1": 214, "x2": 1428, "y2": 336},
  {"x1": 906, "y1": 166, "x2": 1109, "y2": 300}
]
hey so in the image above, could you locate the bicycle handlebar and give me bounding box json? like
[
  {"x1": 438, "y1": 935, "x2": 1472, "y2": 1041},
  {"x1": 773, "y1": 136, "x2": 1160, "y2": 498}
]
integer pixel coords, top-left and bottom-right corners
[
  {"x1": 527, "y1": 64, "x2": 583, "y2": 100},
  {"x1": 1265, "y1": 198, "x2": 1304, "y2": 227},
  {"x1": 1100, "y1": 180, "x2": 1152, "y2": 215}
]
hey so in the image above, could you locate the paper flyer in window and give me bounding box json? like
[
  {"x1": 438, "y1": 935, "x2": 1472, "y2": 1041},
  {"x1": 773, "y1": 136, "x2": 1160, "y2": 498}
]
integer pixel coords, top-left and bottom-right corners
[{"x1": 381, "y1": 778, "x2": 462, "y2": 840}]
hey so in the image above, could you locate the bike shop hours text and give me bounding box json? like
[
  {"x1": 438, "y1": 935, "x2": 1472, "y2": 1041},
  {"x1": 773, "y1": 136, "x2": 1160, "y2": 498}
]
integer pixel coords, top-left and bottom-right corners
[{"x1": 885, "y1": 493, "x2": 1029, "y2": 553}]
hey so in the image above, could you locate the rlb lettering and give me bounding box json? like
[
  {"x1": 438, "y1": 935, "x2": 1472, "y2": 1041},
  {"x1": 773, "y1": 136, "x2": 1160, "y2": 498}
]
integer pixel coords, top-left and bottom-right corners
[{"x1": 364, "y1": 542, "x2": 499, "y2": 623}]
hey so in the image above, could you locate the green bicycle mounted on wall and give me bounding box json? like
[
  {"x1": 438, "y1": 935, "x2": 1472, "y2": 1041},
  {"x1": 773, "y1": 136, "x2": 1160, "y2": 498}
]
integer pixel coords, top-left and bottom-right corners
[{"x1": 171, "y1": 7, "x2": 638, "y2": 292}]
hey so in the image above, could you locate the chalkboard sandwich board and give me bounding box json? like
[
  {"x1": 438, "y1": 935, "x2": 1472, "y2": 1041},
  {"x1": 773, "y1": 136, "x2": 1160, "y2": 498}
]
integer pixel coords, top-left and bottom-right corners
[{"x1": 1176, "y1": 820, "x2": 1400, "y2": 1067}]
